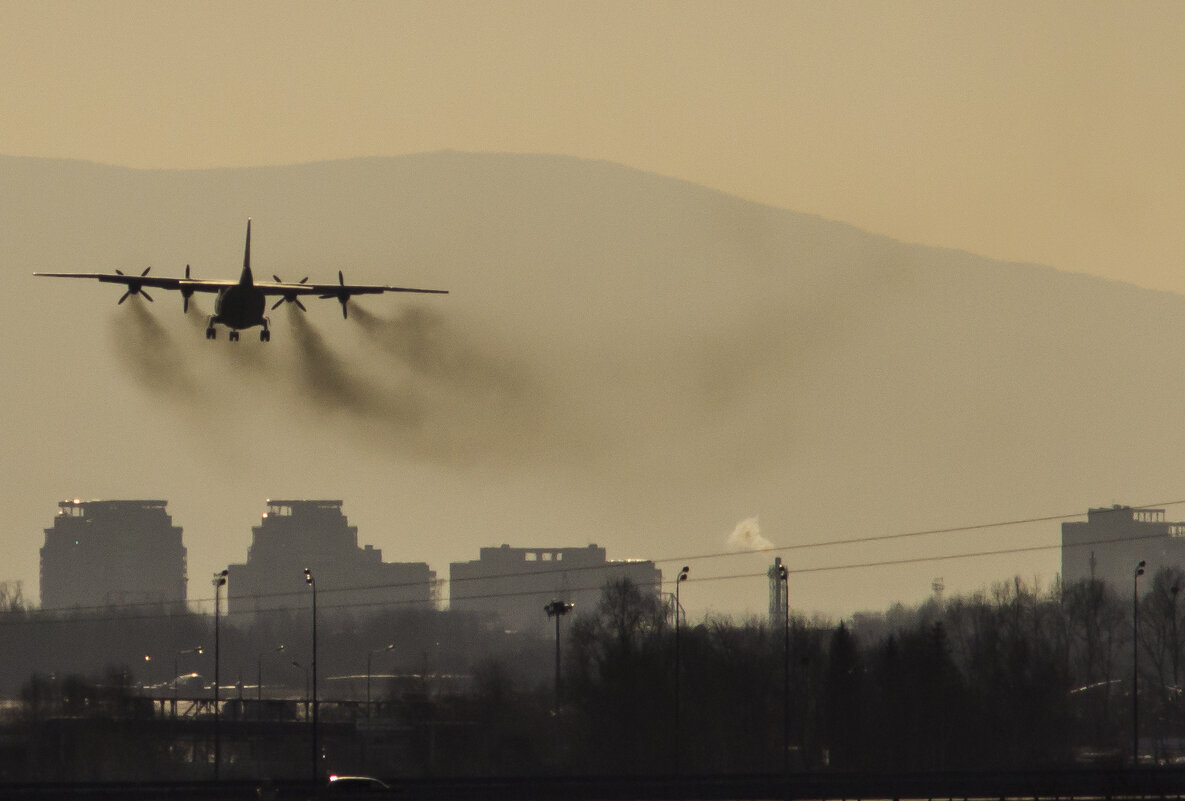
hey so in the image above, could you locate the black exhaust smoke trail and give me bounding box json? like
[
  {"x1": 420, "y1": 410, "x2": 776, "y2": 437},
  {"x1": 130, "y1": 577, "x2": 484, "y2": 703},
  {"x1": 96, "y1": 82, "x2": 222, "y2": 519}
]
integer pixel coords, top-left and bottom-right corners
[
  {"x1": 351, "y1": 304, "x2": 531, "y2": 399},
  {"x1": 109, "y1": 300, "x2": 205, "y2": 401},
  {"x1": 286, "y1": 306, "x2": 423, "y2": 428},
  {"x1": 349, "y1": 304, "x2": 576, "y2": 465}
]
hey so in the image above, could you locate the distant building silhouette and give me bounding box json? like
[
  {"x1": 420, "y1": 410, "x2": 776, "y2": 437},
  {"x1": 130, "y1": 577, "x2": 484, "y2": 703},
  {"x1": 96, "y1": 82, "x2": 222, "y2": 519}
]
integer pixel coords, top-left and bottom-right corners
[
  {"x1": 1061, "y1": 505, "x2": 1185, "y2": 590},
  {"x1": 226, "y1": 500, "x2": 436, "y2": 619},
  {"x1": 449, "y1": 543, "x2": 662, "y2": 634},
  {"x1": 40, "y1": 499, "x2": 187, "y2": 610}
]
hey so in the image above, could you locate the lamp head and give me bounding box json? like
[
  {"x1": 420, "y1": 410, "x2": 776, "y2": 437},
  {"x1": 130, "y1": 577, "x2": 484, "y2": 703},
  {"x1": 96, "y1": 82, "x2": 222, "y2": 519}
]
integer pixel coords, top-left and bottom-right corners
[
  {"x1": 679, "y1": 566, "x2": 690, "y2": 582},
  {"x1": 304, "y1": 568, "x2": 314, "y2": 586}
]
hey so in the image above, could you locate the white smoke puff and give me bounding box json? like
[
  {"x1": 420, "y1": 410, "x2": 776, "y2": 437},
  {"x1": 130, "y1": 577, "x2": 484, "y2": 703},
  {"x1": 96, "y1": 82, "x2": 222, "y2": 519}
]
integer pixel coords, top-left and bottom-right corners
[{"x1": 726, "y1": 517, "x2": 774, "y2": 552}]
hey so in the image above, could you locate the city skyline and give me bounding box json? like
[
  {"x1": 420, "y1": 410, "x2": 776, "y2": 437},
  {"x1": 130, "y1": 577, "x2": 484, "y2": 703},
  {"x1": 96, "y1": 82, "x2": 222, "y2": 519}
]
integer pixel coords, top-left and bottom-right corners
[{"x1": 31, "y1": 491, "x2": 1185, "y2": 621}]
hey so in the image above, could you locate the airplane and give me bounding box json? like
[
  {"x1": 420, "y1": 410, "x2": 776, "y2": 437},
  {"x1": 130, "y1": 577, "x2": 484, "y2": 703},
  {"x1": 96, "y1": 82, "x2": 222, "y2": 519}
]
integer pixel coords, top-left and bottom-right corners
[{"x1": 35, "y1": 219, "x2": 447, "y2": 341}]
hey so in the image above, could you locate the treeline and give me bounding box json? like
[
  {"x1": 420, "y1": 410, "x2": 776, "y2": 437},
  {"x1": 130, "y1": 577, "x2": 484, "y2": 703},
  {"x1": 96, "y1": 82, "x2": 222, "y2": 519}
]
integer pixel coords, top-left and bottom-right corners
[
  {"x1": 541, "y1": 570, "x2": 1185, "y2": 775},
  {"x1": 0, "y1": 570, "x2": 1182, "y2": 779}
]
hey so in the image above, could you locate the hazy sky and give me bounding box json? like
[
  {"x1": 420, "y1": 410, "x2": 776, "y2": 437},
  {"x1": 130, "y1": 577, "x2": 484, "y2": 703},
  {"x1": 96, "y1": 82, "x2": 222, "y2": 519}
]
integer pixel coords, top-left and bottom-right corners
[
  {"x1": 4, "y1": 1, "x2": 1185, "y2": 294},
  {"x1": 4, "y1": 1, "x2": 1185, "y2": 620}
]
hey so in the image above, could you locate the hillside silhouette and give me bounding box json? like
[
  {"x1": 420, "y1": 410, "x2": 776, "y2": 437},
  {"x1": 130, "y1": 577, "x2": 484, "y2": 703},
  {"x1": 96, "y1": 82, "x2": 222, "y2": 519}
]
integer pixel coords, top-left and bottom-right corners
[{"x1": 2, "y1": 152, "x2": 1183, "y2": 616}]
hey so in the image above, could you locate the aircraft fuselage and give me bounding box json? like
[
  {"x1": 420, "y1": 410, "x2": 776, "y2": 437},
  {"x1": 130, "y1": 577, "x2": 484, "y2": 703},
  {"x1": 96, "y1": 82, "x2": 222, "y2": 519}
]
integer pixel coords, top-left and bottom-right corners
[
  {"x1": 212, "y1": 283, "x2": 266, "y2": 331},
  {"x1": 204, "y1": 222, "x2": 270, "y2": 341}
]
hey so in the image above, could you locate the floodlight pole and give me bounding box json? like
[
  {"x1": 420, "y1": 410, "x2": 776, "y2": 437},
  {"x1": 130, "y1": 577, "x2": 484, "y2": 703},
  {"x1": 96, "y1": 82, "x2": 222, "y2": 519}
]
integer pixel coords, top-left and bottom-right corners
[{"x1": 544, "y1": 600, "x2": 574, "y2": 702}]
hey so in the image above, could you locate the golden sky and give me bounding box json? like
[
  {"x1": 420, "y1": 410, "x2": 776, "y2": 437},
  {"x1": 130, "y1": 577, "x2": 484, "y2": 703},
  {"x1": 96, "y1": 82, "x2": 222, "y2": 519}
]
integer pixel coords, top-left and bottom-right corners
[{"x1": 5, "y1": 1, "x2": 1185, "y2": 293}]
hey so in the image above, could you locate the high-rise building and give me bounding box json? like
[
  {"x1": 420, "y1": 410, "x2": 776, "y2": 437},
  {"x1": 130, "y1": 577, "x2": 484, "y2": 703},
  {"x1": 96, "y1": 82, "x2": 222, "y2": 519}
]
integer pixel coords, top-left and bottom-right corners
[
  {"x1": 1061, "y1": 505, "x2": 1185, "y2": 591},
  {"x1": 449, "y1": 543, "x2": 663, "y2": 634},
  {"x1": 226, "y1": 499, "x2": 436, "y2": 618},
  {"x1": 40, "y1": 499, "x2": 187, "y2": 610}
]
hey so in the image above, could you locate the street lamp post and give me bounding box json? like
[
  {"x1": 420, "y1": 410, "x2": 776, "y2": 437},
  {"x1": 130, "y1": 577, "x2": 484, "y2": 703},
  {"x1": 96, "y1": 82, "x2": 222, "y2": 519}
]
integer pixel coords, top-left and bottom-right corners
[
  {"x1": 174, "y1": 646, "x2": 203, "y2": 719},
  {"x1": 257, "y1": 645, "x2": 286, "y2": 710},
  {"x1": 1133, "y1": 559, "x2": 1146, "y2": 766},
  {"x1": 674, "y1": 565, "x2": 689, "y2": 773},
  {"x1": 544, "y1": 600, "x2": 574, "y2": 703},
  {"x1": 213, "y1": 569, "x2": 228, "y2": 781},
  {"x1": 367, "y1": 644, "x2": 394, "y2": 718},
  {"x1": 304, "y1": 568, "x2": 318, "y2": 782}
]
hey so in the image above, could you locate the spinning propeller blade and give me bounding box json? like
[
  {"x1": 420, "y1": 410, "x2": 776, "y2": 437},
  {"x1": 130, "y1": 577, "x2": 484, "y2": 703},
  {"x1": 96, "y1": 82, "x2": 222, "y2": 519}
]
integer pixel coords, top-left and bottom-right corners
[
  {"x1": 316, "y1": 271, "x2": 351, "y2": 318},
  {"x1": 116, "y1": 267, "x2": 152, "y2": 304},
  {"x1": 271, "y1": 274, "x2": 310, "y2": 311},
  {"x1": 182, "y1": 265, "x2": 193, "y2": 312}
]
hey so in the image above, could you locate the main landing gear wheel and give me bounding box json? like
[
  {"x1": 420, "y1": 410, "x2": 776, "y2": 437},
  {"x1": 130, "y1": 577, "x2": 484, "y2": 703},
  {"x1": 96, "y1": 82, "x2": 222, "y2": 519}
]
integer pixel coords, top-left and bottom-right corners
[
  {"x1": 260, "y1": 329, "x2": 270, "y2": 342},
  {"x1": 205, "y1": 327, "x2": 216, "y2": 340},
  {"x1": 229, "y1": 330, "x2": 240, "y2": 342}
]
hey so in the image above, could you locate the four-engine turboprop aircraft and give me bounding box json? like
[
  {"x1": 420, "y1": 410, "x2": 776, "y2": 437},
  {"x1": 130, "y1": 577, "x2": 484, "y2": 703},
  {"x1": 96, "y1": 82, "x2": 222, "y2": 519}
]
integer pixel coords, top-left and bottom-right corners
[{"x1": 35, "y1": 220, "x2": 448, "y2": 341}]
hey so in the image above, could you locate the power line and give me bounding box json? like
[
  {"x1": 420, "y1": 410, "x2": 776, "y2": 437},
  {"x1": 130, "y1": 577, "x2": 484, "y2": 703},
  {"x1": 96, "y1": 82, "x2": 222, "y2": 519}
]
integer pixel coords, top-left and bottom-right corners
[{"x1": 655, "y1": 499, "x2": 1185, "y2": 568}]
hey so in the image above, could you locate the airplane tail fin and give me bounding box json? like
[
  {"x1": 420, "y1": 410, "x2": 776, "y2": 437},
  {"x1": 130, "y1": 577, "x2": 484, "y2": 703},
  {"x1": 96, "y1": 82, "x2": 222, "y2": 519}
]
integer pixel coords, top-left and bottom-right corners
[{"x1": 240, "y1": 218, "x2": 254, "y2": 285}]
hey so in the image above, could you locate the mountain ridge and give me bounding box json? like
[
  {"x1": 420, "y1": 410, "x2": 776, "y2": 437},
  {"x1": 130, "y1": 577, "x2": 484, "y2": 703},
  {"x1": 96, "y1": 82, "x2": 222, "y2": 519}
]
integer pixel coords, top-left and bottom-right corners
[{"x1": 1, "y1": 152, "x2": 1181, "y2": 617}]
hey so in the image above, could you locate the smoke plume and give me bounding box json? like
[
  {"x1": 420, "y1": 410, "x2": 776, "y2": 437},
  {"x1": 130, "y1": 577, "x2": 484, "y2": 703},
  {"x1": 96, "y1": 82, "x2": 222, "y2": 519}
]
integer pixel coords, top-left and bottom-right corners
[{"x1": 726, "y1": 517, "x2": 774, "y2": 552}]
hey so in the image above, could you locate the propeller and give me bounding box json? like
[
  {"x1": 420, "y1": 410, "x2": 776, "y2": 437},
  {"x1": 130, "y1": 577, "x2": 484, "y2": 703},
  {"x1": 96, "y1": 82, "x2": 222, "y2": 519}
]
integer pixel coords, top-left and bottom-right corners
[
  {"x1": 115, "y1": 266, "x2": 153, "y2": 304},
  {"x1": 181, "y1": 264, "x2": 194, "y2": 313},
  {"x1": 317, "y1": 270, "x2": 351, "y2": 318},
  {"x1": 271, "y1": 274, "x2": 309, "y2": 311}
]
